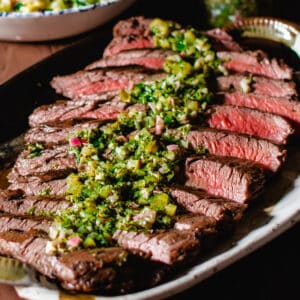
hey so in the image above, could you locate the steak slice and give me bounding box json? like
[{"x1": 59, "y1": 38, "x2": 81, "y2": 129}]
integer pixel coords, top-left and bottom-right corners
[
  {"x1": 207, "y1": 105, "x2": 294, "y2": 145},
  {"x1": 106, "y1": 16, "x2": 242, "y2": 56},
  {"x1": 28, "y1": 96, "x2": 127, "y2": 127},
  {"x1": 185, "y1": 155, "x2": 265, "y2": 203},
  {"x1": 113, "y1": 229, "x2": 199, "y2": 265},
  {"x1": 86, "y1": 49, "x2": 175, "y2": 71},
  {"x1": 51, "y1": 66, "x2": 165, "y2": 100},
  {"x1": 104, "y1": 35, "x2": 154, "y2": 57},
  {"x1": 217, "y1": 51, "x2": 293, "y2": 80},
  {"x1": 7, "y1": 145, "x2": 76, "y2": 183},
  {"x1": 8, "y1": 177, "x2": 67, "y2": 197},
  {"x1": 169, "y1": 185, "x2": 246, "y2": 222},
  {"x1": 216, "y1": 74, "x2": 297, "y2": 98},
  {"x1": 0, "y1": 214, "x2": 52, "y2": 234},
  {"x1": 202, "y1": 28, "x2": 242, "y2": 52},
  {"x1": 0, "y1": 231, "x2": 129, "y2": 292},
  {"x1": 221, "y1": 91, "x2": 300, "y2": 129},
  {"x1": 112, "y1": 16, "x2": 152, "y2": 38},
  {"x1": 0, "y1": 192, "x2": 71, "y2": 215},
  {"x1": 185, "y1": 127, "x2": 286, "y2": 172},
  {"x1": 25, "y1": 120, "x2": 102, "y2": 147}
]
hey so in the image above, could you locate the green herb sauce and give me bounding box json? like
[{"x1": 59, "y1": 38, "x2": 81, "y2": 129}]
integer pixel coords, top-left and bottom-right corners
[
  {"x1": 27, "y1": 143, "x2": 45, "y2": 158},
  {"x1": 48, "y1": 19, "x2": 223, "y2": 254}
]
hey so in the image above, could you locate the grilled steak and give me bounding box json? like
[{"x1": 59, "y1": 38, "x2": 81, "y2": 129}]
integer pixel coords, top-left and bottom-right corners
[
  {"x1": 51, "y1": 66, "x2": 165, "y2": 100},
  {"x1": 0, "y1": 192, "x2": 71, "y2": 215},
  {"x1": 217, "y1": 51, "x2": 293, "y2": 80},
  {"x1": 107, "y1": 16, "x2": 241, "y2": 56},
  {"x1": 113, "y1": 229, "x2": 199, "y2": 265},
  {"x1": 207, "y1": 105, "x2": 294, "y2": 145},
  {"x1": 185, "y1": 127, "x2": 286, "y2": 172},
  {"x1": 169, "y1": 186, "x2": 246, "y2": 222},
  {"x1": 112, "y1": 16, "x2": 153, "y2": 38},
  {"x1": 0, "y1": 215, "x2": 51, "y2": 233},
  {"x1": 221, "y1": 92, "x2": 300, "y2": 129},
  {"x1": 1, "y1": 15, "x2": 297, "y2": 294},
  {"x1": 25, "y1": 121, "x2": 102, "y2": 147},
  {"x1": 86, "y1": 49, "x2": 175, "y2": 71},
  {"x1": 216, "y1": 74, "x2": 297, "y2": 98},
  {"x1": 202, "y1": 28, "x2": 242, "y2": 52},
  {"x1": 104, "y1": 35, "x2": 154, "y2": 57},
  {"x1": 9, "y1": 177, "x2": 67, "y2": 197},
  {"x1": 7, "y1": 145, "x2": 76, "y2": 183},
  {"x1": 185, "y1": 155, "x2": 265, "y2": 203},
  {"x1": 28, "y1": 96, "x2": 128, "y2": 127},
  {"x1": 0, "y1": 231, "x2": 130, "y2": 292}
]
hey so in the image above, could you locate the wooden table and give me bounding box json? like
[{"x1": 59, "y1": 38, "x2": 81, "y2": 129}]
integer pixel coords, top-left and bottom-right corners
[{"x1": 1, "y1": 0, "x2": 300, "y2": 299}]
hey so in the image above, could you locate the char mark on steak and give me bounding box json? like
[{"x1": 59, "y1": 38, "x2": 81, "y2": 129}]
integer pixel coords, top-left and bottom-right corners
[
  {"x1": 184, "y1": 127, "x2": 286, "y2": 172},
  {"x1": 8, "y1": 177, "x2": 67, "y2": 197},
  {"x1": 184, "y1": 155, "x2": 265, "y2": 203},
  {"x1": 202, "y1": 28, "x2": 243, "y2": 52},
  {"x1": 207, "y1": 105, "x2": 294, "y2": 145},
  {"x1": 113, "y1": 228, "x2": 199, "y2": 265},
  {"x1": 0, "y1": 231, "x2": 131, "y2": 292},
  {"x1": 220, "y1": 91, "x2": 300, "y2": 130},
  {"x1": 216, "y1": 74, "x2": 298, "y2": 98},
  {"x1": 86, "y1": 49, "x2": 175, "y2": 71},
  {"x1": 51, "y1": 66, "x2": 166, "y2": 100},
  {"x1": 0, "y1": 190, "x2": 71, "y2": 215},
  {"x1": 7, "y1": 145, "x2": 76, "y2": 183},
  {"x1": 112, "y1": 16, "x2": 153, "y2": 38},
  {"x1": 28, "y1": 95, "x2": 127, "y2": 127},
  {"x1": 0, "y1": 214, "x2": 52, "y2": 234},
  {"x1": 106, "y1": 17, "x2": 242, "y2": 57},
  {"x1": 25, "y1": 120, "x2": 102, "y2": 148},
  {"x1": 169, "y1": 185, "x2": 246, "y2": 222},
  {"x1": 217, "y1": 51, "x2": 293, "y2": 80}
]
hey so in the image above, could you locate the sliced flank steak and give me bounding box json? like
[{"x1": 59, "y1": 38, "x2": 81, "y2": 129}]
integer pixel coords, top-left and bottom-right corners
[
  {"x1": 86, "y1": 49, "x2": 175, "y2": 71},
  {"x1": 184, "y1": 155, "x2": 265, "y2": 203},
  {"x1": 0, "y1": 231, "x2": 130, "y2": 292},
  {"x1": 51, "y1": 66, "x2": 165, "y2": 100},
  {"x1": 0, "y1": 190, "x2": 71, "y2": 215},
  {"x1": 207, "y1": 105, "x2": 294, "y2": 145},
  {"x1": 28, "y1": 96, "x2": 128, "y2": 127},
  {"x1": 202, "y1": 28, "x2": 243, "y2": 52},
  {"x1": 106, "y1": 16, "x2": 242, "y2": 56},
  {"x1": 217, "y1": 51, "x2": 293, "y2": 80},
  {"x1": 0, "y1": 214, "x2": 52, "y2": 234},
  {"x1": 7, "y1": 145, "x2": 76, "y2": 183},
  {"x1": 184, "y1": 127, "x2": 286, "y2": 172},
  {"x1": 169, "y1": 185, "x2": 246, "y2": 222},
  {"x1": 113, "y1": 228, "x2": 199, "y2": 265},
  {"x1": 25, "y1": 120, "x2": 102, "y2": 148},
  {"x1": 112, "y1": 16, "x2": 153, "y2": 38},
  {"x1": 220, "y1": 91, "x2": 300, "y2": 129},
  {"x1": 8, "y1": 177, "x2": 67, "y2": 197},
  {"x1": 216, "y1": 74, "x2": 297, "y2": 98}
]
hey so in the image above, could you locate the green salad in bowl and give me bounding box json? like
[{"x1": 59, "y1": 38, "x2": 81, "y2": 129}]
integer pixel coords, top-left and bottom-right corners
[
  {"x1": 0, "y1": 0, "x2": 104, "y2": 13},
  {"x1": 0, "y1": 0, "x2": 136, "y2": 42}
]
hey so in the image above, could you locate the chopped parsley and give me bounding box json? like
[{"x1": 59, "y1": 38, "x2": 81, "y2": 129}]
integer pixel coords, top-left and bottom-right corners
[
  {"x1": 27, "y1": 143, "x2": 45, "y2": 158},
  {"x1": 48, "y1": 18, "x2": 223, "y2": 254}
]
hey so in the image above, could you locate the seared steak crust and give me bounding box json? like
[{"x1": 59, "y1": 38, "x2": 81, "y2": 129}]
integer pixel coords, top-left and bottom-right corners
[
  {"x1": 7, "y1": 145, "x2": 76, "y2": 183},
  {"x1": 25, "y1": 121, "x2": 102, "y2": 147},
  {"x1": 185, "y1": 155, "x2": 265, "y2": 203},
  {"x1": 51, "y1": 66, "x2": 166, "y2": 100},
  {"x1": 216, "y1": 74, "x2": 297, "y2": 97}
]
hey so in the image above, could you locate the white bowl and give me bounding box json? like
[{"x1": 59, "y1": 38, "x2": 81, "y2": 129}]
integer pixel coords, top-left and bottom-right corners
[{"x1": 0, "y1": 0, "x2": 136, "y2": 42}]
